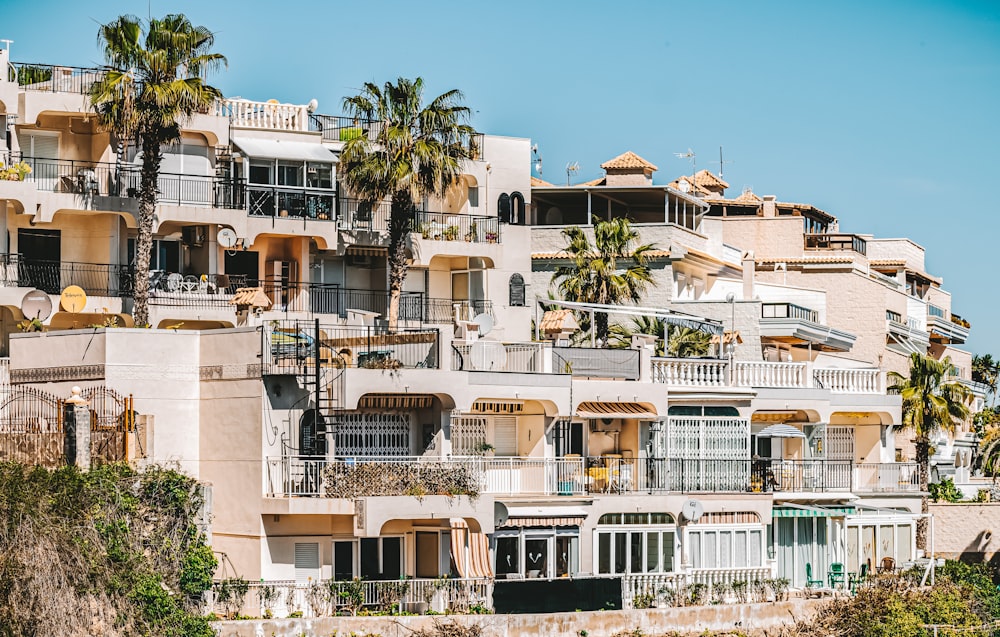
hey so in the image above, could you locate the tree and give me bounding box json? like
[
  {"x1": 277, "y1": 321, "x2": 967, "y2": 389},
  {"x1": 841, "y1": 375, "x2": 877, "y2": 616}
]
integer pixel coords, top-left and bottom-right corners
[
  {"x1": 888, "y1": 352, "x2": 971, "y2": 548},
  {"x1": 339, "y1": 78, "x2": 476, "y2": 328},
  {"x1": 551, "y1": 218, "x2": 656, "y2": 343},
  {"x1": 90, "y1": 14, "x2": 225, "y2": 327},
  {"x1": 608, "y1": 316, "x2": 712, "y2": 358},
  {"x1": 972, "y1": 353, "x2": 998, "y2": 406}
]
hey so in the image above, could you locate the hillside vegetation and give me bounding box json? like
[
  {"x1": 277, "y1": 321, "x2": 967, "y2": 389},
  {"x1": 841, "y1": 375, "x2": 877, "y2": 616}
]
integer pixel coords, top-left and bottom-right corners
[{"x1": 0, "y1": 462, "x2": 216, "y2": 637}]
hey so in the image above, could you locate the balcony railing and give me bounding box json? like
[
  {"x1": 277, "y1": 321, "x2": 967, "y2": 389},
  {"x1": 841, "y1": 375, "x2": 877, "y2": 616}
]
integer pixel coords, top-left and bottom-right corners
[
  {"x1": 886, "y1": 309, "x2": 903, "y2": 323},
  {"x1": 146, "y1": 272, "x2": 250, "y2": 307},
  {"x1": 308, "y1": 114, "x2": 381, "y2": 142},
  {"x1": 338, "y1": 197, "x2": 392, "y2": 232},
  {"x1": 0, "y1": 255, "x2": 133, "y2": 296},
  {"x1": 413, "y1": 212, "x2": 500, "y2": 244},
  {"x1": 263, "y1": 322, "x2": 439, "y2": 374},
  {"x1": 11, "y1": 62, "x2": 104, "y2": 94},
  {"x1": 762, "y1": 302, "x2": 818, "y2": 323},
  {"x1": 210, "y1": 577, "x2": 493, "y2": 618},
  {"x1": 452, "y1": 341, "x2": 546, "y2": 373},
  {"x1": 853, "y1": 462, "x2": 919, "y2": 492},
  {"x1": 246, "y1": 184, "x2": 335, "y2": 220},
  {"x1": 423, "y1": 299, "x2": 493, "y2": 324},
  {"x1": 553, "y1": 346, "x2": 640, "y2": 380},
  {"x1": 215, "y1": 97, "x2": 309, "y2": 131},
  {"x1": 804, "y1": 233, "x2": 867, "y2": 255},
  {"x1": 755, "y1": 459, "x2": 852, "y2": 492},
  {"x1": 651, "y1": 357, "x2": 883, "y2": 394}
]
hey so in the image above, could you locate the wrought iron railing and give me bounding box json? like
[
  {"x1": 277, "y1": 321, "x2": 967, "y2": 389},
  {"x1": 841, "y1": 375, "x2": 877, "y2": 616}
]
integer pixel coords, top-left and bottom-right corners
[
  {"x1": 754, "y1": 459, "x2": 853, "y2": 492},
  {"x1": 413, "y1": 212, "x2": 500, "y2": 244},
  {"x1": 308, "y1": 114, "x2": 381, "y2": 142},
  {"x1": 146, "y1": 272, "x2": 250, "y2": 307},
  {"x1": 0, "y1": 256, "x2": 133, "y2": 296},
  {"x1": 11, "y1": 62, "x2": 105, "y2": 93},
  {"x1": 246, "y1": 184, "x2": 335, "y2": 220},
  {"x1": 761, "y1": 302, "x2": 818, "y2": 323},
  {"x1": 804, "y1": 233, "x2": 867, "y2": 255},
  {"x1": 337, "y1": 197, "x2": 392, "y2": 232}
]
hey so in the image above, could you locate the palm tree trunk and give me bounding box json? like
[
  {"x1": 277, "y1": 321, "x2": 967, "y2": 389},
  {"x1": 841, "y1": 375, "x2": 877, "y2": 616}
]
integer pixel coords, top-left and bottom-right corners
[
  {"x1": 386, "y1": 191, "x2": 412, "y2": 329},
  {"x1": 132, "y1": 134, "x2": 161, "y2": 328},
  {"x1": 916, "y1": 436, "x2": 931, "y2": 551},
  {"x1": 595, "y1": 312, "x2": 609, "y2": 345}
]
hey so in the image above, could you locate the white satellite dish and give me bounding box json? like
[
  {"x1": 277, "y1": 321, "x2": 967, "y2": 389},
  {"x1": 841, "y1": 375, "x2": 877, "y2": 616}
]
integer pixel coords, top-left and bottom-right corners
[
  {"x1": 469, "y1": 340, "x2": 507, "y2": 371},
  {"x1": 217, "y1": 228, "x2": 239, "y2": 249},
  {"x1": 494, "y1": 502, "x2": 509, "y2": 527},
  {"x1": 681, "y1": 499, "x2": 704, "y2": 523},
  {"x1": 471, "y1": 312, "x2": 494, "y2": 336},
  {"x1": 20, "y1": 289, "x2": 52, "y2": 321}
]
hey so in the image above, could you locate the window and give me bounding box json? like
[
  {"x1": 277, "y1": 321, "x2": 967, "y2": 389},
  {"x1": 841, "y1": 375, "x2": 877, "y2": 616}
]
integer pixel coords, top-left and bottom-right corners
[
  {"x1": 687, "y1": 526, "x2": 764, "y2": 570},
  {"x1": 332, "y1": 537, "x2": 403, "y2": 581},
  {"x1": 452, "y1": 258, "x2": 488, "y2": 302},
  {"x1": 468, "y1": 186, "x2": 479, "y2": 208},
  {"x1": 508, "y1": 273, "x2": 525, "y2": 307},
  {"x1": 307, "y1": 162, "x2": 333, "y2": 189},
  {"x1": 596, "y1": 513, "x2": 676, "y2": 574},
  {"x1": 495, "y1": 530, "x2": 579, "y2": 579},
  {"x1": 294, "y1": 542, "x2": 320, "y2": 583},
  {"x1": 277, "y1": 161, "x2": 302, "y2": 187},
  {"x1": 249, "y1": 160, "x2": 272, "y2": 185}
]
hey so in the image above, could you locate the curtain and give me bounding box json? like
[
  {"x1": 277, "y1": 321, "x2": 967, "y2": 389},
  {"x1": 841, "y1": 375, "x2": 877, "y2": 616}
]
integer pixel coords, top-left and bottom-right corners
[
  {"x1": 796, "y1": 519, "x2": 814, "y2": 589},
  {"x1": 777, "y1": 519, "x2": 794, "y2": 583}
]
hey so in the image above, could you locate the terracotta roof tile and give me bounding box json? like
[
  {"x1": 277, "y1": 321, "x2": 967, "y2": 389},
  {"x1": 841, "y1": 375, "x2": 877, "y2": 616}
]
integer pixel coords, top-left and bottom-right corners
[
  {"x1": 531, "y1": 176, "x2": 555, "y2": 187},
  {"x1": 600, "y1": 151, "x2": 658, "y2": 171},
  {"x1": 539, "y1": 310, "x2": 579, "y2": 333},
  {"x1": 532, "y1": 249, "x2": 671, "y2": 260},
  {"x1": 577, "y1": 176, "x2": 606, "y2": 186},
  {"x1": 692, "y1": 169, "x2": 729, "y2": 189},
  {"x1": 229, "y1": 287, "x2": 272, "y2": 308},
  {"x1": 870, "y1": 259, "x2": 906, "y2": 267},
  {"x1": 756, "y1": 256, "x2": 855, "y2": 265}
]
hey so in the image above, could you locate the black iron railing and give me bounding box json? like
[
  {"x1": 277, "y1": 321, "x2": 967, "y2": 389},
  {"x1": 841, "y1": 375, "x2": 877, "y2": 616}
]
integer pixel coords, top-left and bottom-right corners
[
  {"x1": 804, "y1": 233, "x2": 867, "y2": 255},
  {"x1": 413, "y1": 212, "x2": 500, "y2": 244},
  {"x1": 308, "y1": 114, "x2": 381, "y2": 143},
  {"x1": 761, "y1": 302, "x2": 819, "y2": 323},
  {"x1": 338, "y1": 197, "x2": 392, "y2": 232},
  {"x1": 0, "y1": 255, "x2": 133, "y2": 297},
  {"x1": 11, "y1": 62, "x2": 105, "y2": 94},
  {"x1": 752, "y1": 459, "x2": 853, "y2": 492},
  {"x1": 246, "y1": 185, "x2": 335, "y2": 220},
  {"x1": 147, "y1": 272, "x2": 251, "y2": 307}
]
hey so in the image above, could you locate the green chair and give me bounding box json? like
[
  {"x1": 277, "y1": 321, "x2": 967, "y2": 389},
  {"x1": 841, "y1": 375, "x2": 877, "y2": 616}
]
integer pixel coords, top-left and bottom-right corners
[
  {"x1": 828, "y1": 562, "x2": 846, "y2": 589},
  {"x1": 849, "y1": 562, "x2": 869, "y2": 593},
  {"x1": 805, "y1": 562, "x2": 824, "y2": 588}
]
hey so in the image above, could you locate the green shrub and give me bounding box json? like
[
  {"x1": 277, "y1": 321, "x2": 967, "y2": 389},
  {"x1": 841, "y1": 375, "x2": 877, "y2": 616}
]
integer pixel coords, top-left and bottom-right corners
[{"x1": 929, "y1": 477, "x2": 963, "y2": 502}]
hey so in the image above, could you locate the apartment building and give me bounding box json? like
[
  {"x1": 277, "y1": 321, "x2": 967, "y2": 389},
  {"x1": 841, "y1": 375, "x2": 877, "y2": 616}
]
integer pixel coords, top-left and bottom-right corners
[{"x1": 0, "y1": 41, "x2": 965, "y2": 614}]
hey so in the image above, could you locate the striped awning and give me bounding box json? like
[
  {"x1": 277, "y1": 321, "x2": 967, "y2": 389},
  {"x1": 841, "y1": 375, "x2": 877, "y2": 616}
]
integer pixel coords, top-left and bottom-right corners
[
  {"x1": 450, "y1": 519, "x2": 493, "y2": 578},
  {"x1": 357, "y1": 394, "x2": 433, "y2": 409},
  {"x1": 500, "y1": 517, "x2": 584, "y2": 529},
  {"x1": 346, "y1": 245, "x2": 388, "y2": 257},
  {"x1": 773, "y1": 505, "x2": 855, "y2": 518},
  {"x1": 577, "y1": 401, "x2": 657, "y2": 420}
]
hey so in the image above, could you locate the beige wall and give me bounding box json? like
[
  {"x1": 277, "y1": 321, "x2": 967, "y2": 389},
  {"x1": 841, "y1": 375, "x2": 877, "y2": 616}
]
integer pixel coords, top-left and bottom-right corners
[
  {"x1": 719, "y1": 215, "x2": 807, "y2": 260},
  {"x1": 866, "y1": 238, "x2": 926, "y2": 272},
  {"x1": 929, "y1": 502, "x2": 1000, "y2": 565}
]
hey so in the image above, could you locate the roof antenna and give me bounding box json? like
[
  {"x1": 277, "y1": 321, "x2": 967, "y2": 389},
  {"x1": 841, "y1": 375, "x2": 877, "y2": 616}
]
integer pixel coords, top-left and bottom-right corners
[
  {"x1": 566, "y1": 162, "x2": 579, "y2": 186},
  {"x1": 713, "y1": 145, "x2": 734, "y2": 179},
  {"x1": 674, "y1": 148, "x2": 696, "y2": 178}
]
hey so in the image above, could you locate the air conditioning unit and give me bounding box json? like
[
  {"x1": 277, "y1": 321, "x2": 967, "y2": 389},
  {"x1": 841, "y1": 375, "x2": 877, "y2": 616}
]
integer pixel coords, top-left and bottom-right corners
[
  {"x1": 181, "y1": 225, "x2": 207, "y2": 247},
  {"x1": 594, "y1": 418, "x2": 621, "y2": 432}
]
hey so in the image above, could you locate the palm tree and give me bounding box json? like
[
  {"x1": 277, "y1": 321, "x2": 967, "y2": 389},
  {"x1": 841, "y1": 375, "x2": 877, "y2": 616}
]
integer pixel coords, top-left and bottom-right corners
[
  {"x1": 972, "y1": 353, "x2": 998, "y2": 406},
  {"x1": 90, "y1": 15, "x2": 225, "y2": 328},
  {"x1": 339, "y1": 78, "x2": 477, "y2": 328},
  {"x1": 552, "y1": 218, "x2": 656, "y2": 343},
  {"x1": 888, "y1": 352, "x2": 972, "y2": 548},
  {"x1": 667, "y1": 326, "x2": 712, "y2": 358},
  {"x1": 608, "y1": 316, "x2": 711, "y2": 358}
]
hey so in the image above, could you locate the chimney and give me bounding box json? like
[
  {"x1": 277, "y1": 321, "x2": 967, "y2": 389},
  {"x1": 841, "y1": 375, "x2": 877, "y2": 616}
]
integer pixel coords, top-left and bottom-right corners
[
  {"x1": 742, "y1": 251, "x2": 755, "y2": 300},
  {"x1": 762, "y1": 195, "x2": 777, "y2": 218}
]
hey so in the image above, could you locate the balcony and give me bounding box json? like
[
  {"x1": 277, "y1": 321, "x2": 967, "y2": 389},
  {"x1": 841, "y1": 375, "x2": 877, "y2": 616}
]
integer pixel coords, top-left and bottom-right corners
[
  {"x1": 263, "y1": 322, "x2": 439, "y2": 375},
  {"x1": 553, "y1": 346, "x2": 641, "y2": 380},
  {"x1": 452, "y1": 341, "x2": 547, "y2": 373},
  {"x1": 755, "y1": 459, "x2": 852, "y2": 493},
  {"x1": 853, "y1": 462, "x2": 919, "y2": 493},
  {"x1": 0, "y1": 255, "x2": 132, "y2": 297},
  {"x1": 413, "y1": 212, "x2": 500, "y2": 244},
  {"x1": 10, "y1": 62, "x2": 104, "y2": 94},
  {"x1": 309, "y1": 114, "x2": 381, "y2": 142},
  {"x1": 246, "y1": 184, "x2": 334, "y2": 221},
  {"x1": 760, "y1": 302, "x2": 856, "y2": 351},
  {"x1": 926, "y1": 305, "x2": 969, "y2": 345},
  {"x1": 651, "y1": 358, "x2": 884, "y2": 393},
  {"x1": 215, "y1": 97, "x2": 309, "y2": 131},
  {"x1": 804, "y1": 233, "x2": 867, "y2": 255}
]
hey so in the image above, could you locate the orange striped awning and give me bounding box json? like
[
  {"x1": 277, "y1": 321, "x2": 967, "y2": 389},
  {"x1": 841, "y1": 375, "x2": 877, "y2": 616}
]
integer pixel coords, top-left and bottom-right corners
[
  {"x1": 576, "y1": 401, "x2": 657, "y2": 420},
  {"x1": 450, "y1": 519, "x2": 493, "y2": 578}
]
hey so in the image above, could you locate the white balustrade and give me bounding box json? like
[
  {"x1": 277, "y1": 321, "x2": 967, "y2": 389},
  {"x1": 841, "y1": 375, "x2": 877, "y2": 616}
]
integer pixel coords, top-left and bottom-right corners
[
  {"x1": 622, "y1": 567, "x2": 774, "y2": 608},
  {"x1": 651, "y1": 358, "x2": 729, "y2": 387},
  {"x1": 215, "y1": 98, "x2": 309, "y2": 131},
  {"x1": 853, "y1": 462, "x2": 919, "y2": 492},
  {"x1": 733, "y1": 361, "x2": 808, "y2": 388},
  {"x1": 479, "y1": 456, "x2": 585, "y2": 495},
  {"x1": 814, "y1": 367, "x2": 881, "y2": 394}
]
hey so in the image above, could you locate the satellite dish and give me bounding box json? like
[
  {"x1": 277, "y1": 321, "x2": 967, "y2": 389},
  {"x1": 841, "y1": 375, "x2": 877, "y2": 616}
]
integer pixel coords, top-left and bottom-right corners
[
  {"x1": 494, "y1": 502, "x2": 509, "y2": 527},
  {"x1": 217, "y1": 228, "x2": 238, "y2": 249},
  {"x1": 166, "y1": 273, "x2": 183, "y2": 292},
  {"x1": 20, "y1": 289, "x2": 52, "y2": 321},
  {"x1": 471, "y1": 313, "x2": 494, "y2": 336},
  {"x1": 681, "y1": 499, "x2": 704, "y2": 523},
  {"x1": 469, "y1": 340, "x2": 507, "y2": 371},
  {"x1": 59, "y1": 285, "x2": 87, "y2": 313}
]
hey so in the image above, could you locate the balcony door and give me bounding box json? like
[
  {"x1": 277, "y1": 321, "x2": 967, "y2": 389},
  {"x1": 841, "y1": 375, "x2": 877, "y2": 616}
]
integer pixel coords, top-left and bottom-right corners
[{"x1": 17, "y1": 228, "x2": 60, "y2": 292}]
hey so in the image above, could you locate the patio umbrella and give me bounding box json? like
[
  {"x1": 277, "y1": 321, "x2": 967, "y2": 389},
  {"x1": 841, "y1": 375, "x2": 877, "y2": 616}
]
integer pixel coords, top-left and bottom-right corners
[{"x1": 756, "y1": 424, "x2": 806, "y2": 439}]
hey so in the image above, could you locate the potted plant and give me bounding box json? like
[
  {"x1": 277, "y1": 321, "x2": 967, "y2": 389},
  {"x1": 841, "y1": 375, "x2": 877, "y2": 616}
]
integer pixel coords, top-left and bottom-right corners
[
  {"x1": 474, "y1": 442, "x2": 495, "y2": 457},
  {"x1": 485, "y1": 231, "x2": 498, "y2": 243},
  {"x1": 465, "y1": 221, "x2": 478, "y2": 242},
  {"x1": 443, "y1": 225, "x2": 460, "y2": 241}
]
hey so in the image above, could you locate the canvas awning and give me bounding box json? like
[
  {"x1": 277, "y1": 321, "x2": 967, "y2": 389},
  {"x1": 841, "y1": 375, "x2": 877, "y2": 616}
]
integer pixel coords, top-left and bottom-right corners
[
  {"x1": 450, "y1": 519, "x2": 493, "y2": 578},
  {"x1": 773, "y1": 505, "x2": 855, "y2": 518},
  {"x1": 576, "y1": 401, "x2": 657, "y2": 420},
  {"x1": 756, "y1": 424, "x2": 807, "y2": 439},
  {"x1": 320, "y1": 331, "x2": 437, "y2": 349},
  {"x1": 232, "y1": 136, "x2": 337, "y2": 162}
]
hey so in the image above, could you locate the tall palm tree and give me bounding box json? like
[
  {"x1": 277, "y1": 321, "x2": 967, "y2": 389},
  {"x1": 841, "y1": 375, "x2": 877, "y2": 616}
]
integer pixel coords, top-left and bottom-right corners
[
  {"x1": 972, "y1": 353, "x2": 998, "y2": 406},
  {"x1": 90, "y1": 14, "x2": 225, "y2": 327},
  {"x1": 339, "y1": 78, "x2": 476, "y2": 328},
  {"x1": 888, "y1": 352, "x2": 972, "y2": 548},
  {"x1": 552, "y1": 218, "x2": 655, "y2": 343},
  {"x1": 608, "y1": 316, "x2": 711, "y2": 358}
]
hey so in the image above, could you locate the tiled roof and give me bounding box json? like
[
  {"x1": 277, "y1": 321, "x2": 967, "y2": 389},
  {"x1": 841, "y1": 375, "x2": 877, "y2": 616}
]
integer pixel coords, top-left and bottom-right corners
[
  {"x1": 229, "y1": 287, "x2": 273, "y2": 308},
  {"x1": 756, "y1": 256, "x2": 855, "y2": 265},
  {"x1": 706, "y1": 189, "x2": 762, "y2": 206},
  {"x1": 870, "y1": 259, "x2": 906, "y2": 267},
  {"x1": 667, "y1": 177, "x2": 714, "y2": 196},
  {"x1": 532, "y1": 249, "x2": 671, "y2": 260},
  {"x1": 539, "y1": 310, "x2": 579, "y2": 333},
  {"x1": 600, "y1": 151, "x2": 658, "y2": 171},
  {"x1": 692, "y1": 169, "x2": 729, "y2": 190},
  {"x1": 577, "y1": 176, "x2": 606, "y2": 187},
  {"x1": 531, "y1": 176, "x2": 555, "y2": 187}
]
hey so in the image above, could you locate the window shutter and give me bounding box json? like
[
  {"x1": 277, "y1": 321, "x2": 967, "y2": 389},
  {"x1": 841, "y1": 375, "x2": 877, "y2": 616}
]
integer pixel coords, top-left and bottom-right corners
[
  {"x1": 17, "y1": 132, "x2": 58, "y2": 159},
  {"x1": 493, "y1": 416, "x2": 517, "y2": 456},
  {"x1": 294, "y1": 542, "x2": 320, "y2": 583}
]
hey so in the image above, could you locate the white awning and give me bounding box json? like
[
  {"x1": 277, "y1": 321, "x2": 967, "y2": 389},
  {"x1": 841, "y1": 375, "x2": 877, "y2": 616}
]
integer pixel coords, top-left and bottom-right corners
[
  {"x1": 504, "y1": 505, "x2": 590, "y2": 518},
  {"x1": 756, "y1": 424, "x2": 807, "y2": 439},
  {"x1": 232, "y1": 136, "x2": 337, "y2": 162}
]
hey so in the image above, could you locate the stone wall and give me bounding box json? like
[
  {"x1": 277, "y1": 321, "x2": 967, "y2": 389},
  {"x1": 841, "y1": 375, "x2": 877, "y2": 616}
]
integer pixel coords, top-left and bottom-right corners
[
  {"x1": 213, "y1": 599, "x2": 822, "y2": 637},
  {"x1": 929, "y1": 502, "x2": 1000, "y2": 567}
]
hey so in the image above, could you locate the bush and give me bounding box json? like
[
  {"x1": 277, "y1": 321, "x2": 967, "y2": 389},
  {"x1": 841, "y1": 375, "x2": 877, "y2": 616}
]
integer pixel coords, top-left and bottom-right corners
[{"x1": 928, "y1": 477, "x2": 963, "y2": 502}]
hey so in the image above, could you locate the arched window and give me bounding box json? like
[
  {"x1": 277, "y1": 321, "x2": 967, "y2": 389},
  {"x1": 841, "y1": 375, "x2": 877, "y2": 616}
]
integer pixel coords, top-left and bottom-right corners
[
  {"x1": 510, "y1": 191, "x2": 525, "y2": 224},
  {"x1": 497, "y1": 193, "x2": 511, "y2": 223},
  {"x1": 508, "y1": 273, "x2": 525, "y2": 307}
]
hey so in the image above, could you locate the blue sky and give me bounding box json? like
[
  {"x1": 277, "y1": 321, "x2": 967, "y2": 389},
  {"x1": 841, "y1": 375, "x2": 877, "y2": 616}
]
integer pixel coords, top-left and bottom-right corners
[{"x1": 5, "y1": 0, "x2": 999, "y2": 355}]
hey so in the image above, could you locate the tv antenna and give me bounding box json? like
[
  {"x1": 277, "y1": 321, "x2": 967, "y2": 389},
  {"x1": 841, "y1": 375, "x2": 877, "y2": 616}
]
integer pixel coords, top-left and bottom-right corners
[
  {"x1": 712, "y1": 146, "x2": 735, "y2": 179},
  {"x1": 675, "y1": 148, "x2": 696, "y2": 176},
  {"x1": 566, "y1": 162, "x2": 579, "y2": 186},
  {"x1": 531, "y1": 143, "x2": 543, "y2": 176}
]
